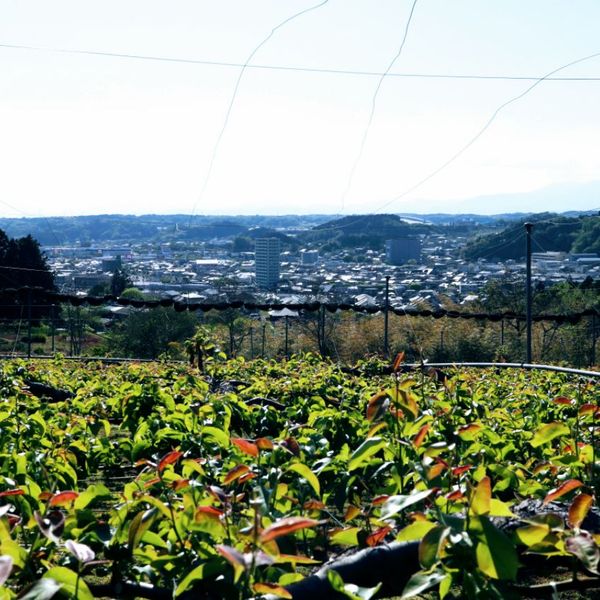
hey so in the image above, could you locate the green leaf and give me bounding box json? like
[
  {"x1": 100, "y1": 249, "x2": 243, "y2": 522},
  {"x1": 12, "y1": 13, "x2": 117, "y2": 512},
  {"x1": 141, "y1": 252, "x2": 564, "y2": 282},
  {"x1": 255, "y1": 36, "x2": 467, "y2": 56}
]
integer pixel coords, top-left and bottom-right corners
[
  {"x1": 74, "y1": 483, "x2": 112, "y2": 510},
  {"x1": 330, "y1": 527, "x2": 360, "y2": 547},
  {"x1": 419, "y1": 526, "x2": 449, "y2": 569},
  {"x1": 201, "y1": 426, "x2": 230, "y2": 447},
  {"x1": 475, "y1": 517, "x2": 519, "y2": 580},
  {"x1": 531, "y1": 422, "x2": 570, "y2": 448},
  {"x1": 44, "y1": 567, "x2": 94, "y2": 600},
  {"x1": 175, "y1": 560, "x2": 220, "y2": 596},
  {"x1": 380, "y1": 489, "x2": 433, "y2": 520},
  {"x1": 401, "y1": 570, "x2": 447, "y2": 599},
  {"x1": 326, "y1": 570, "x2": 381, "y2": 600},
  {"x1": 469, "y1": 476, "x2": 491, "y2": 516},
  {"x1": 348, "y1": 437, "x2": 386, "y2": 472},
  {"x1": 287, "y1": 462, "x2": 320, "y2": 497},
  {"x1": 396, "y1": 520, "x2": 437, "y2": 542},
  {"x1": 128, "y1": 508, "x2": 157, "y2": 551}
]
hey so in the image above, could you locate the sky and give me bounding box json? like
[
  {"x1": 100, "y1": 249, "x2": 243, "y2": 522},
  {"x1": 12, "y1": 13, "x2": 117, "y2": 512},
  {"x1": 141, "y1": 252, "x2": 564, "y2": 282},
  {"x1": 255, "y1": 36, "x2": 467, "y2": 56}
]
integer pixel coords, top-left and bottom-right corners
[{"x1": 1, "y1": 0, "x2": 600, "y2": 217}]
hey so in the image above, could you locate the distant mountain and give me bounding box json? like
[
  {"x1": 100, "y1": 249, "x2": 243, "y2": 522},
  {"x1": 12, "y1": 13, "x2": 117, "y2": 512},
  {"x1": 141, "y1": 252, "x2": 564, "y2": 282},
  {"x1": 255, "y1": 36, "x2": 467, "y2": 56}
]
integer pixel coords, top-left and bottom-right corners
[{"x1": 438, "y1": 180, "x2": 600, "y2": 216}]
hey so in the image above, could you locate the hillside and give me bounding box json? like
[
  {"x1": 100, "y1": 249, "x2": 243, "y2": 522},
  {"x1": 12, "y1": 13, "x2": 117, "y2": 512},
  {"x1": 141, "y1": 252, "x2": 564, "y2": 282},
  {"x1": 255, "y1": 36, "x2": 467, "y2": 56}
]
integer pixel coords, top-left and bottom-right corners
[
  {"x1": 463, "y1": 214, "x2": 600, "y2": 260},
  {"x1": 306, "y1": 213, "x2": 432, "y2": 250}
]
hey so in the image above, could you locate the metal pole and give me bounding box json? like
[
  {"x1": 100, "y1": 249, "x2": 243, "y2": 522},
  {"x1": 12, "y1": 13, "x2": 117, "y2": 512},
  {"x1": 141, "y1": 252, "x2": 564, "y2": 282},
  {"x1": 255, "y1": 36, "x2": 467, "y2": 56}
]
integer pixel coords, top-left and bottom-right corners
[
  {"x1": 383, "y1": 276, "x2": 390, "y2": 357},
  {"x1": 525, "y1": 222, "x2": 533, "y2": 363},
  {"x1": 51, "y1": 304, "x2": 56, "y2": 354},
  {"x1": 591, "y1": 313, "x2": 597, "y2": 367},
  {"x1": 27, "y1": 288, "x2": 32, "y2": 358}
]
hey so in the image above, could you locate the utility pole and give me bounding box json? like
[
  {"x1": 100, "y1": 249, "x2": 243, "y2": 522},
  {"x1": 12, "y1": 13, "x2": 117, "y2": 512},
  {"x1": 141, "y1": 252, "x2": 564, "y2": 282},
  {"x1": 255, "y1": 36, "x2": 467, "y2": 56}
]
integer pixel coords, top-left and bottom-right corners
[
  {"x1": 525, "y1": 222, "x2": 533, "y2": 363},
  {"x1": 383, "y1": 276, "x2": 390, "y2": 357}
]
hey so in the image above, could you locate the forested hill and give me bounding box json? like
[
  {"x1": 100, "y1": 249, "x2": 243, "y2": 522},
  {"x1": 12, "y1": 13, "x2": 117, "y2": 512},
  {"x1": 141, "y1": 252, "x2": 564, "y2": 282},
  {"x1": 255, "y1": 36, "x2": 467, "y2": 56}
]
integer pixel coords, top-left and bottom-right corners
[
  {"x1": 306, "y1": 214, "x2": 432, "y2": 250},
  {"x1": 463, "y1": 214, "x2": 600, "y2": 260}
]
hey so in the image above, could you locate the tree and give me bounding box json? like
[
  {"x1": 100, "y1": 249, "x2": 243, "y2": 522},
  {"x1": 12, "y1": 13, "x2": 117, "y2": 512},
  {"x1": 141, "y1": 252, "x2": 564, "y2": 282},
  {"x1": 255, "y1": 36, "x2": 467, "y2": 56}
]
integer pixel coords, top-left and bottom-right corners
[
  {"x1": 111, "y1": 268, "x2": 133, "y2": 297},
  {"x1": 108, "y1": 307, "x2": 198, "y2": 359},
  {"x1": 0, "y1": 232, "x2": 56, "y2": 320}
]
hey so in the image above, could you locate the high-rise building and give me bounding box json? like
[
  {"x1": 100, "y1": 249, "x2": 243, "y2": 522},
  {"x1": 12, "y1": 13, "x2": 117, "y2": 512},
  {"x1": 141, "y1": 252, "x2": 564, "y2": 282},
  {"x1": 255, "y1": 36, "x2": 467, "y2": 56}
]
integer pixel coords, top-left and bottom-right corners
[
  {"x1": 255, "y1": 238, "x2": 280, "y2": 290},
  {"x1": 386, "y1": 237, "x2": 421, "y2": 265}
]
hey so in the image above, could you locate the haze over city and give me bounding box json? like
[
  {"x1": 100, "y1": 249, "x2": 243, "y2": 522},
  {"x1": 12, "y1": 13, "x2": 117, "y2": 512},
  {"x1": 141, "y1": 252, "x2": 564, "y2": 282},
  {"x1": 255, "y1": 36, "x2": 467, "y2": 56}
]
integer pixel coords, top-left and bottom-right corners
[{"x1": 2, "y1": 1, "x2": 600, "y2": 217}]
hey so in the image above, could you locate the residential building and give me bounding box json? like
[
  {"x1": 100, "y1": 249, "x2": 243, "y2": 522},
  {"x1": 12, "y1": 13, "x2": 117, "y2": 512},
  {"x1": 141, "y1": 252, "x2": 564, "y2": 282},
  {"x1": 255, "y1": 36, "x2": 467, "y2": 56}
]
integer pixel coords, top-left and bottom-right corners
[{"x1": 255, "y1": 238, "x2": 281, "y2": 290}]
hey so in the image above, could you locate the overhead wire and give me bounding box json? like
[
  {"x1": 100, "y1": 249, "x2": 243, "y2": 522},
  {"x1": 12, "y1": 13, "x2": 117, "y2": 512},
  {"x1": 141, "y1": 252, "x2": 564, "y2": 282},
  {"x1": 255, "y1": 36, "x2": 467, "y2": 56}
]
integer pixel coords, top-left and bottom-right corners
[
  {"x1": 316, "y1": 50, "x2": 600, "y2": 234},
  {"x1": 3, "y1": 42, "x2": 600, "y2": 82},
  {"x1": 188, "y1": 0, "x2": 331, "y2": 225},
  {"x1": 339, "y1": 0, "x2": 419, "y2": 209}
]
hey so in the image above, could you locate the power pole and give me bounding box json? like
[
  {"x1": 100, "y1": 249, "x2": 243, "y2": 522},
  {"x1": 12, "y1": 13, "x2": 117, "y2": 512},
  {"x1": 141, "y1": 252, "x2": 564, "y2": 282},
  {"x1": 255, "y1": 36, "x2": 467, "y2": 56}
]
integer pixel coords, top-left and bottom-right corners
[
  {"x1": 525, "y1": 222, "x2": 533, "y2": 363},
  {"x1": 383, "y1": 276, "x2": 390, "y2": 357}
]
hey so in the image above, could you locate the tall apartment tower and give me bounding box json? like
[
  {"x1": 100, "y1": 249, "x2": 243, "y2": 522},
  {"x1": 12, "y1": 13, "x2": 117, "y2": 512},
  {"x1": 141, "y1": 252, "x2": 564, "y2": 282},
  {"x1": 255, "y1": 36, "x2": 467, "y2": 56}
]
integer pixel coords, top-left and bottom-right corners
[{"x1": 255, "y1": 238, "x2": 281, "y2": 290}]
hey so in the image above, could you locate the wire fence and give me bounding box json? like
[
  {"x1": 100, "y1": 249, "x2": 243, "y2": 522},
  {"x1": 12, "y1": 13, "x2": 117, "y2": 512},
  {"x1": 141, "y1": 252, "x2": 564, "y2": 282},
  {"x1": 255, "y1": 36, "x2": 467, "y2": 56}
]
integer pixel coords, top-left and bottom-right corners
[{"x1": 0, "y1": 286, "x2": 597, "y2": 368}]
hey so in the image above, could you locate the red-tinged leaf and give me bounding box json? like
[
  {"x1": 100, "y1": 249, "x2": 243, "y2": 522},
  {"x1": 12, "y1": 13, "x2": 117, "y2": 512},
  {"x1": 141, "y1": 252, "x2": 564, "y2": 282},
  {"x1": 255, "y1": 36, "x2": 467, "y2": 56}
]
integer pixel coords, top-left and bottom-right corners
[
  {"x1": 393, "y1": 351, "x2": 405, "y2": 372},
  {"x1": 532, "y1": 462, "x2": 558, "y2": 476},
  {"x1": 171, "y1": 478, "x2": 190, "y2": 491},
  {"x1": 223, "y1": 464, "x2": 251, "y2": 485},
  {"x1": 366, "y1": 391, "x2": 389, "y2": 422},
  {"x1": 256, "y1": 437, "x2": 274, "y2": 451},
  {"x1": 344, "y1": 505, "x2": 362, "y2": 522},
  {"x1": 144, "y1": 477, "x2": 161, "y2": 488},
  {"x1": 564, "y1": 445, "x2": 573, "y2": 453},
  {"x1": 446, "y1": 490, "x2": 465, "y2": 501},
  {"x1": 0, "y1": 489, "x2": 24, "y2": 497},
  {"x1": 49, "y1": 491, "x2": 79, "y2": 507},
  {"x1": 427, "y1": 462, "x2": 447, "y2": 480},
  {"x1": 568, "y1": 493, "x2": 594, "y2": 529},
  {"x1": 371, "y1": 494, "x2": 390, "y2": 506},
  {"x1": 544, "y1": 479, "x2": 584, "y2": 505},
  {"x1": 396, "y1": 388, "x2": 419, "y2": 420},
  {"x1": 259, "y1": 517, "x2": 319, "y2": 543},
  {"x1": 366, "y1": 525, "x2": 392, "y2": 547},
  {"x1": 470, "y1": 476, "x2": 491, "y2": 516},
  {"x1": 452, "y1": 465, "x2": 472, "y2": 477},
  {"x1": 134, "y1": 458, "x2": 156, "y2": 468},
  {"x1": 195, "y1": 506, "x2": 224, "y2": 521},
  {"x1": 303, "y1": 500, "x2": 326, "y2": 510},
  {"x1": 38, "y1": 491, "x2": 53, "y2": 501},
  {"x1": 252, "y1": 583, "x2": 292, "y2": 599},
  {"x1": 282, "y1": 437, "x2": 301, "y2": 456},
  {"x1": 238, "y1": 472, "x2": 257, "y2": 485},
  {"x1": 413, "y1": 424, "x2": 431, "y2": 449},
  {"x1": 157, "y1": 450, "x2": 183, "y2": 473},
  {"x1": 553, "y1": 396, "x2": 573, "y2": 405},
  {"x1": 457, "y1": 423, "x2": 482, "y2": 440},
  {"x1": 580, "y1": 404, "x2": 600, "y2": 416},
  {"x1": 231, "y1": 437, "x2": 259, "y2": 457}
]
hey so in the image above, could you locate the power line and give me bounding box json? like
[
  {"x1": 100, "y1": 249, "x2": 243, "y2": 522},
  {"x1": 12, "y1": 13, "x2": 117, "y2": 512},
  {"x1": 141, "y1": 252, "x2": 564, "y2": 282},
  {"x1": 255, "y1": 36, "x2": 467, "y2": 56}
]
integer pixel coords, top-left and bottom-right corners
[
  {"x1": 318, "y1": 50, "x2": 600, "y2": 235},
  {"x1": 2, "y1": 42, "x2": 600, "y2": 82},
  {"x1": 340, "y1": 0, "x2": 419, "y2": 209},
  {"x1": 188, "y1": 0, "x2": 331, "y2": 225}
]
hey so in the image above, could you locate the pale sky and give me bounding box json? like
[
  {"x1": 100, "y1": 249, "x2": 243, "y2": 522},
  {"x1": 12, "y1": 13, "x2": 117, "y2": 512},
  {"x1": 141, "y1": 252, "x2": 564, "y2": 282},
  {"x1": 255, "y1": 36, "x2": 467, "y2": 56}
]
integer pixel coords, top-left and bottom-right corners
[{"x1": 1, "y1": 1, "x2": 600, "y2": 217}]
